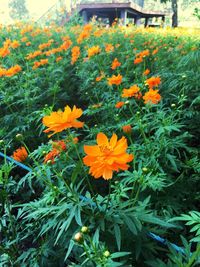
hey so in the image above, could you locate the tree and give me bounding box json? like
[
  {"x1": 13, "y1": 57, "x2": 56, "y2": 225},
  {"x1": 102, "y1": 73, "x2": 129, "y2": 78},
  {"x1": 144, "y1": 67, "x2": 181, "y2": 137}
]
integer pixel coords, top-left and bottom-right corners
[
  {"x1": 160, "y1": 0, "x2": 178, "y2": 27},
  {"x1": 9, "y1": 0, "x2": 29, "y2": 21},
  {"x1": 171, "y1": 0, "x2": 178, "y2": 27}
]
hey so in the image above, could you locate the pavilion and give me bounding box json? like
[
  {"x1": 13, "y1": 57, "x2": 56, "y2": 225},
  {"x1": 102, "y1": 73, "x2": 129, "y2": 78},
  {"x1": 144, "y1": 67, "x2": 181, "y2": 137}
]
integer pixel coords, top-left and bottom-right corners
[{"x1": 76, "y1": 0, "x2": 165, "y2": 27}]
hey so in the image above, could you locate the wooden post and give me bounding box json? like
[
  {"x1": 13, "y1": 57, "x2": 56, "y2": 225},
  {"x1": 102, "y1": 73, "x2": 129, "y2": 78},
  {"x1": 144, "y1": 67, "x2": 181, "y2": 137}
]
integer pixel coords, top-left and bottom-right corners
[
  {"x1": 135, "y1": 16, "x2": 141, "y2": 26},
  {"x1": 145, "y1": 17, "x2": 149, "y2": 27},
  {"x1": 120, "y1": 9, "x2": 127, "y2": 25},
  {"x1": 82, "y1": 10, "x2": 88, "y2": 24}
]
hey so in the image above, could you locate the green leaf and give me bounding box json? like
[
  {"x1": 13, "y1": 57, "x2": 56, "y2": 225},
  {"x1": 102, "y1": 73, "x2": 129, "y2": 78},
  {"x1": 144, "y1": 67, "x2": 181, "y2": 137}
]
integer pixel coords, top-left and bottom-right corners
[
  {"x1": 111, "y1": 252, "x2": 131, "y2": 259},
  {"x1": 123, "y1": 215, "x2": 138, "y2": 235},
  {"x1": 114, "y1": 224, "x2": 121, "y2": 251},
  {"x1": 64, "y1": 240, "x2": 75, "y2": 261}
]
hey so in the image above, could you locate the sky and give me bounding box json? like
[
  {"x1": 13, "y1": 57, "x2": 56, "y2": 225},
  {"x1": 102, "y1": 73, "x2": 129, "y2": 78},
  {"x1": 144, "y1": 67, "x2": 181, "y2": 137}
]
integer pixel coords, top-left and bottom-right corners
[{"x1": 0, "y1": 0, "x2": 64, "y2": 24}]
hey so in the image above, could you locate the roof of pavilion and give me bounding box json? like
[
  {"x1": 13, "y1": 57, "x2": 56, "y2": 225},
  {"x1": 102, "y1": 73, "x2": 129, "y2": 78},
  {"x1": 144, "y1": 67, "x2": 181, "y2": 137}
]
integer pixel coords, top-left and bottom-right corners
[{"x1": 77, "y1": 2, "x2": 165, "y2": 17}]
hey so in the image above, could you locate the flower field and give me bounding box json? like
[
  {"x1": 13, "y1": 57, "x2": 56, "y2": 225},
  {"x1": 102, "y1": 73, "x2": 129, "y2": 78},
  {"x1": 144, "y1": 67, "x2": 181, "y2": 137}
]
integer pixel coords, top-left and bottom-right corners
[{"x1": 0, "y1": 21, "x2": 200, "y2": 266}]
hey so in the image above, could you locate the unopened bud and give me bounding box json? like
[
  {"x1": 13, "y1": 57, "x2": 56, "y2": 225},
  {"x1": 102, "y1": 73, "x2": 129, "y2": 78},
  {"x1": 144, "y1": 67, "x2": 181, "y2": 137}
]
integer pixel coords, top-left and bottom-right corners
[
  {"x1": 15, "y1": 133, "x2": 23, "y2": 141},
  {"x1": 74, "y1": 232, "x2": 83, "y2": 242},
  {"x1": 0, "y1": 139, "x2": 4, "y2": 145},
  {"x1": 104, "y1": 250, "x2": 110, "y2": 257},
  {"x1": 142, "y1": 167, "x2": 148, "y2": 172},
  {"x1": 171, "y1": 103, "x2": 176, "y2": 108},
  {"x1": 81, "y1": 226, "x2": 88, "y2": 233}
]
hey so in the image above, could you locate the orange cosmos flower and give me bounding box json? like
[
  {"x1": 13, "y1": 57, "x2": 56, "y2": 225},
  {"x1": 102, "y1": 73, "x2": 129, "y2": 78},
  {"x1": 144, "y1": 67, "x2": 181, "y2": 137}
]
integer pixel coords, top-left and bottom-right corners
[
  {"x1": 10, "y1": 40, "x2": 20, "y2": 49},
  {"x1": 107, "y1": 74, "x2": 122, "y2": 86},
  {"x1": 43, "y1": 105, "x2": 84, "y2": 137},
  {"x1": 145, "y1": 76, "x2": 161, "y2": 89},
  {"x1": 111, "y1": 58, "x2": 121, "y2": 70},
  {"x1": 0, "y1": 47, "x2": 10, "y2": 57},
  {"x1": 134, "y1": 57, "x2": 143, "y2": 64},
  {"x1": 71, "y1": 46, "x2": 80, "y2": 64},
  {"x1": 122, "y1": 125, "x2": 132, "y2": 134},
  {"x1": 115, "y1": 101, "x2": 125, "y2": 108},
  {"x1": 26, "y1": 50, "x2": 42, "y2": 60},
  {"x1": 143, "y1": 89, "x2": 161, "y2": 104},
  {"x1": 152, "y1": 48, "x2": 159, "y2": 55},
  {"x1": 56, "y1": 56, "x2": 63, "y2": 62},
  {"x1": 12, "y1": 147, "x2": 28, "y2": 162},
  {"x1": 88, "y1": 46, "x2": 101, "y2": 58},
  {"x1": 83, "y1": 132, "x2": 133, "y2": 180},
  {"x1": 139, "y1": 49, "x2": 150, "y2": 58},
  {"x1": 44, "y1": 140, "x2": 66, "y2": 164},
  {"x1": 122, "y1": 85, "x2": 141, "y2": 98},
  {"x1": 143, "y1": 69, "x2": 150, "y2": 76},
  {"x1": 105, "y1": 43, "x2": 114, "y2": 53},
  {"x1": 5, "y1": 65, "x2": 22, "y2": 77},
  {"x1": 96, "y1": 71, "x2": 105, "y2": 82}
]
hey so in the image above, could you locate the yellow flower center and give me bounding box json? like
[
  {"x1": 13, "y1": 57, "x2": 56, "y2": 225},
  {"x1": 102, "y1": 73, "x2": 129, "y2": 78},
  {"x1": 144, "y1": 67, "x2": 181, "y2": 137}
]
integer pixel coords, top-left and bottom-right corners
[{"x1": 99, "y1": 144, "x2": 113, "y2": 155}]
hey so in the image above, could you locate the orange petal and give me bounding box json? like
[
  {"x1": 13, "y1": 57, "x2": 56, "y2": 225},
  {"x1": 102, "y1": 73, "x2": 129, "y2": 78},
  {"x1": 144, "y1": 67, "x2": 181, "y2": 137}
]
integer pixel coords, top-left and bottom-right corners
[{"x1": 97, "y1": 132, "x2": 109, "y2": 146}]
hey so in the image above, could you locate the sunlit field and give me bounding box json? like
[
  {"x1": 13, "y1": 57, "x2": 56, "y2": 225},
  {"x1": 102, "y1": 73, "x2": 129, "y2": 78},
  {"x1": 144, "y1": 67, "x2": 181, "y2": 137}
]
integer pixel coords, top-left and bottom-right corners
[{"x1": 0, "y1": 21, "x2": 200, "y2": 266}]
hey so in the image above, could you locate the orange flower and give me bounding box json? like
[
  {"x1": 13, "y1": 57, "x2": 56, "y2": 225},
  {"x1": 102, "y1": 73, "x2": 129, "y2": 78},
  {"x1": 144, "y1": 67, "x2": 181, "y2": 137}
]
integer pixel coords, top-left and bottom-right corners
[
  {"x1": 115, "y1": 101, "x2": 125, "y2": 108},
  {"x1": 56, "y1": 56, "x2": 63, "y2": 62},
  {"x1": 145, "y1": 76, "x2": 161, "y2": 89},
  {"x1": 122, "y1": 85, "x2": 141, "y2": 98},
  {"x1": 71, "y1": 46, "x2": 80, "y2": 64},
  {"x1": 11, "y1": 40, "x2": 20, "y2": 49},
  {"x1": 44, "y1": 140, "x2": 66, "y2": 164},
  {"x1": 0, "y1": 47, "x2": 10, "y2": 57},
  {"x1": 107, "y1": 74, "x2": 122, "y2": 86},
  {"x1": 44, "y1": 149, "x2": 59, "y2": 164},
  {"x1": 122, "y1": 125, "x2": 132, "y2": 134},
  {"x1": 32, "y1": 59, "x2": 48, "y2": 69},
  {"x1": 52, "y1": 140, "x2": 66, "y2": 151},
  {"x1": 105, "y1": 43, "x2": 114, "y2": 53},
  {"x1": 26, "y1": 50, "x2": 42, "y2": 60},
  {"x1": 143, "y1": 69, "x2": 150, "y2": 76},
  {"x1": 139, "y1": 49, "x2": 150, "y2": 58},
  {"x1": 152, "y1": 48, "x2": 159, "y2": 55},
  {"x1": 96, "y1": 72, "x2": 105, "y2": 82},
  {"x1": 12, "y1": 147, "x2": 28, "y2": 162},
  {"x1": 83, "y1": 132, "x2": 133, "y2": 180},
  {"x1": 5, "y1": 65, "x2": 22, "y2": 77},
  {"x1": 111, "y1": 58, "x2": 121, "y2": 70},
  {"x1": 134, "y1": 57, "x2": 143, "y2": 64},
  {"x1": 88, "y1": 46, "x2": 101, "y2": 58},
  {"x1": 143, "y1": 89, "x2": 161, "y2": 104},
  {"x1": 43, "y1": 105, "x2": 84, "y2": 137}
]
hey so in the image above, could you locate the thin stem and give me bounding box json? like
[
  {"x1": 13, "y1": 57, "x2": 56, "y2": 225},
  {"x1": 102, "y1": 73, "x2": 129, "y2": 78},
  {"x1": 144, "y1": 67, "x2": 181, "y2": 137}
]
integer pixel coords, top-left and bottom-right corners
[{"x1": 105, "y1": 180, "x2": 111, "y2": 212}]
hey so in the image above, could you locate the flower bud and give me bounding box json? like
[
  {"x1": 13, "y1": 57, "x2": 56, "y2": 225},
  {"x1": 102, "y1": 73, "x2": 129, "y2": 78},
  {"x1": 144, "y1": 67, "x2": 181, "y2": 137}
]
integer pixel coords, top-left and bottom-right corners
[
  {"x1": 74, "y1": 232, "x2": 83, "y2": 243},
  {"x1": 122, "y1": 125, "x2": 132, "y2": 134},
  {"x1": 47, "y1": 160, "x2": 52, "y2": 165},
  {"x1": 81, "y1": 226, "x2": 89, "y2": 233},
  {"x1": 142, "y1": 167, "x2": 148, "y2": 172},
  {"x1": 104, "y1": 250, "x2": 110, "y2": 257},
  {"x1": 0, "y1": 139, "x2": 4, "y2": 145},
  {"x1": 171, "y1": 103, "x2": 176, "y2": 108},
  {"x1": 15, "y1": 133, "x2": 23, "y2": 141}
]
